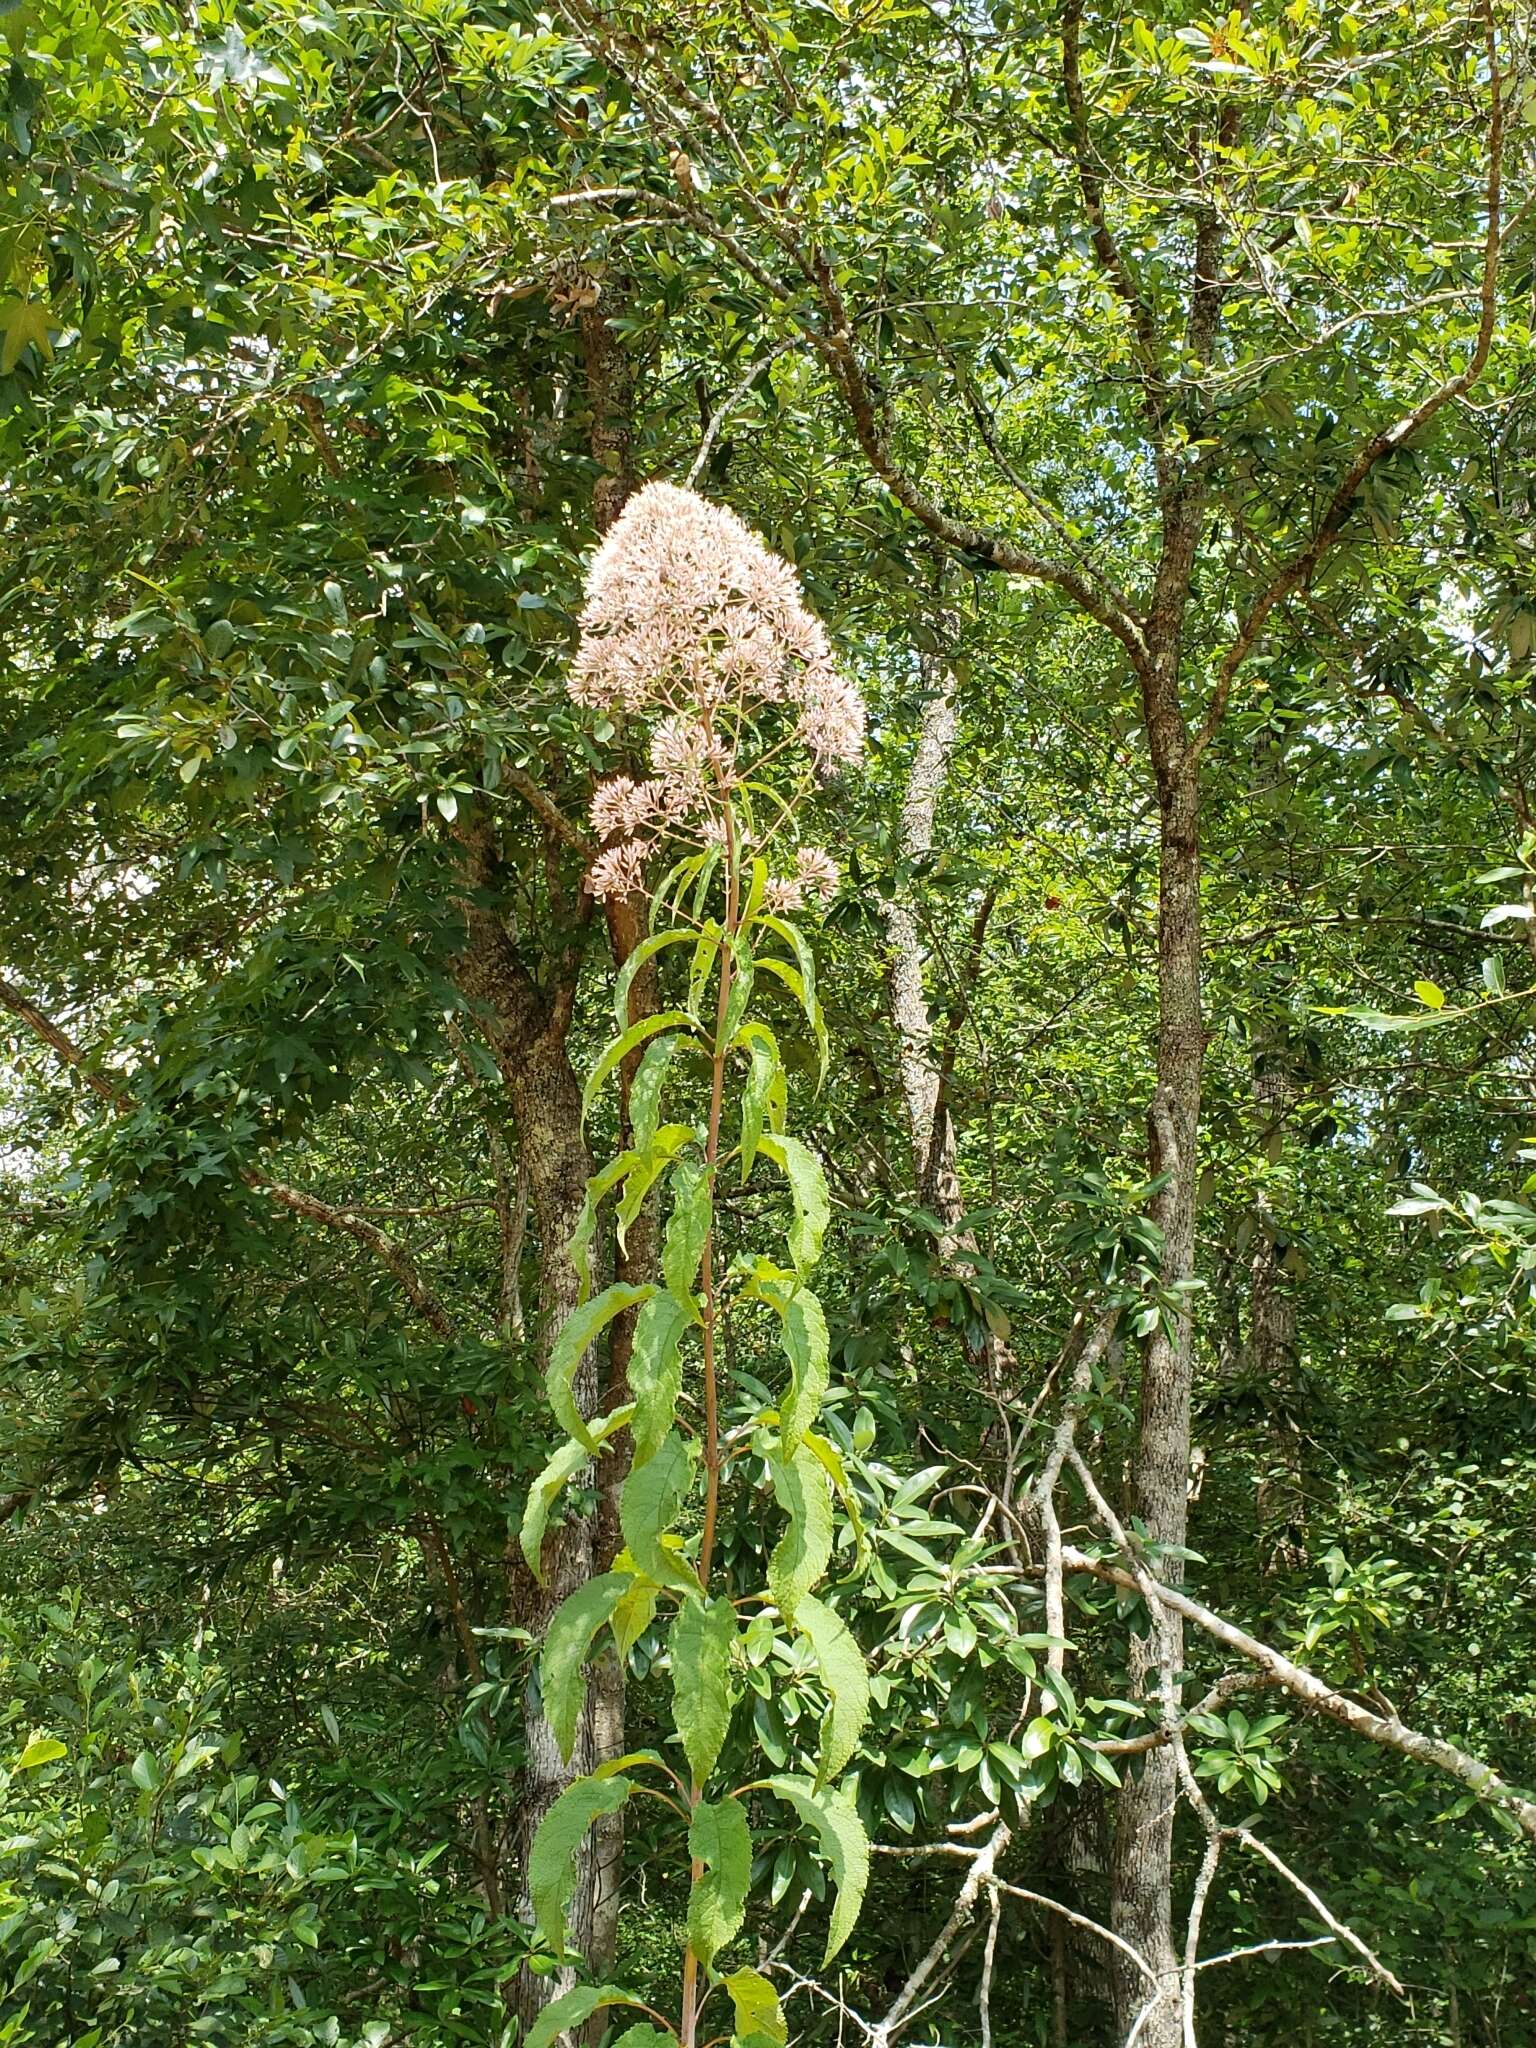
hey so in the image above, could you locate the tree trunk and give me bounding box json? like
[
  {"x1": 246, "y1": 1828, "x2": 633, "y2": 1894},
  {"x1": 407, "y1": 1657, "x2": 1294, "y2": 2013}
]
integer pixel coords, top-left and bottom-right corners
[
  {"x1": 1109, "y1": 745, "x2": 1202, "y2": 2047},
  {"x1": 883, "y1": 651, "x2": 1013, "y2": 1386}
]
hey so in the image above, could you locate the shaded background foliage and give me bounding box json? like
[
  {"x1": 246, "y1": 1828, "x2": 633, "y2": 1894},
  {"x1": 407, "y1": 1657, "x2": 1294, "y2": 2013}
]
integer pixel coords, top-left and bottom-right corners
[{"x1": 3, "y1": 0, "x2": 1536, "y2": 2043}]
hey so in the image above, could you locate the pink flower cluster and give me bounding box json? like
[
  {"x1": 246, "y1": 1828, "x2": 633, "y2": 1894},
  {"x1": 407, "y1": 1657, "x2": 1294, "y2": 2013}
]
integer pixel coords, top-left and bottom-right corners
[
  {"x1": 765, "y1": 846, "x2": 841, "y2": 913},
  {"x1": 568, "y1": 482, "x2": 865, "y2": 904}
]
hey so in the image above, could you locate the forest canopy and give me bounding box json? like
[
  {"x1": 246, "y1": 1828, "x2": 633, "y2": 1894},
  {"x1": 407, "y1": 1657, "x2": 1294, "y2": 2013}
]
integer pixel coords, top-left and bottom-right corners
[{"x1": 2, "y1": 1, "x2": 1535, "y2": 2045}]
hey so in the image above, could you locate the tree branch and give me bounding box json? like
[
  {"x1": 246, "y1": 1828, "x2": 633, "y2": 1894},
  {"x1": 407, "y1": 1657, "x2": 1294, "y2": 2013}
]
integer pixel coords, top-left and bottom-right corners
[
  {"x1": 0, "y1": 972, "x2": 458, "y2": 1341},
  {"x1": 1193, "y1": 0, "x2": 1505, "y2": 756}
]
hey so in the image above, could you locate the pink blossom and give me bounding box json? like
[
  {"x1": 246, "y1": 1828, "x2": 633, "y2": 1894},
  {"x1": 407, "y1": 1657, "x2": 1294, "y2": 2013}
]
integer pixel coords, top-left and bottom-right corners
[
  {"x1": 570, "y1": 482, "x2": 865, "y2": 773},
  {"x1": 589, "y1": 776, "x2": 652, "y2": 839},
  {"x1": 587, "y1": 839, "x2": 646, "y2": 902},
  {"x1": 795, "y1": 845, "x2": 840, "y2": 904},
  {"x1": 764, "y1": 876, "x2": 806, "y2": 913}
]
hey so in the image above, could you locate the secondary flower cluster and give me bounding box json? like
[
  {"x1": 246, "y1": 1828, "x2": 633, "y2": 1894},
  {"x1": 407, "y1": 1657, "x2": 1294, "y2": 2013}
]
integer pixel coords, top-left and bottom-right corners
[{"x1": 568, "y1": 482, "x2": 865, "y2": 905}]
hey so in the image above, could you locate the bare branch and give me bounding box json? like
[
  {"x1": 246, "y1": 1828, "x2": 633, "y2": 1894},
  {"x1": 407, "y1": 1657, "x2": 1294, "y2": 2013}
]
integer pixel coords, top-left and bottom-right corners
[{"x1": 1059, "y1": 1542, "x2": 1536, "y2": 1841}]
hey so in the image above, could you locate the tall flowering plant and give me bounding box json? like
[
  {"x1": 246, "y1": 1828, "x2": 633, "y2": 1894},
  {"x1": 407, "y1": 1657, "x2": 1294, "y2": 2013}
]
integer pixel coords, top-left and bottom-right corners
[{"x1": 519, "y1": 486, "x2": 868, "y2": 2048}]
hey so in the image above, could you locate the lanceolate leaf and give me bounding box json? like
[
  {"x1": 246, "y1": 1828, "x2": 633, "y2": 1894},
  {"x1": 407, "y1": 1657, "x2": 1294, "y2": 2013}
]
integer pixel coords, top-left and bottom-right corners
[
  {"x1": 627, "y1": 1291, "x2": 690, "y2": 1468},
  {"x1": 526, "y1": 1986, "x2": 654, "y2": 2048},
  {"x1": 735, "y1": 1020, "x2": 785, "y2": 1183},
  {"x1": 616, "y1": 1125, "x2": 696, "y2": 1246},
  {"x1": 768, "y1": 1443, "x2": 833, "y2": 1623},
  {"x1": 548, "y1": 1285, "x2": 655, "y2": 1451},
  {"x1": 615, "y1": 928, "x2": 695, "y2": 1032},
  {"x1": 777, "y1": 1285, "x2": 829, "y2": 1451},
  {"x1": 670, "y1": 1594, "x2": 737, "y2": 1784},
  {"x1": 541, "y1": 1574, "x2": 632, "y2": 1764},
  {"x1": 568, "y1": 1150, "x2": 640, "y2": 1300},
  {"x1": 582, "y1": 1010, "x2": 694, "y2": 1124},
  {"x1": 662, "y1": 1157, "x2": 713, "y2": 1311},
  {"x1": 767, "y1": 1776, "x2": 871, "y2": 1963},
  {"x1": 620, "y1": 1428, "x2": 699, "y2": 1596},
  {"x1": 722, "y1": 1967, "x2": 787, "y2": 2046},
  {"x1": 529, "y1": 1776, "x2": 632, "y2": 1953},
  {"x1": 687, "y1": 1794, "x2": 753, "y2": 1963},
  {"x1": 630, "y1": 1030, "x2": 681, "y2": 1152},
  {"x1": 520, "y1": 1405, "x2": 635, "y2": 1580},
  {"x1": 757, "y1": 1133, "x2": 830, "y2": 1275},
  {"x1": 611, "y1": 1559, "x2": 662, "y2": 1656},
  {"x1": 794, "y1": 1592, "x2": 870, "y2": 1784}
]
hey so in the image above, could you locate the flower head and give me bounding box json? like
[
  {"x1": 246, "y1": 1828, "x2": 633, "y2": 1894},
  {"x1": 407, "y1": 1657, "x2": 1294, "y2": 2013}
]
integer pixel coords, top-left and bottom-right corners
[{"x1": 569, "y1": 483, "x2": 865, "y2": 903}]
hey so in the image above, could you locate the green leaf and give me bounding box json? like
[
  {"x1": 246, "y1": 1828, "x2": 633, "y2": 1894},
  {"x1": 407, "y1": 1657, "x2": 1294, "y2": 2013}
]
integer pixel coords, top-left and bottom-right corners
[
  {"x1": 525, "y1": 1984, "x2": 651, "y2": 2048},
  {"x1": 620, "y1": 1429, "x2": 699, "y2": 1596},
  {"x1": 568, "y1": 1152, "x2": 640, "y2": 1301},
  {"x1": 521, "y1": 1406, "x2": 635, "y2": 1580},
  {"x1": 754, "y1": 911, "x2": 827, "y2": 1079},
  {"x1": 609, "y1": 2029, "x2": 676, "y2": 2048},
  {"x1": 542, "y1": 1575, "x2": 632, "y2": 1764},
  {"x1": 1413, "y1": 979, "x2": 1445, "y2": 1010},
  {"x1": 611, "y1": 1564, "x2": 662, "y2": 1657},
  {"x1": 529, "y1": 1777, "x2": 633, "y2": 1953},
  {"x1": 735, "y1": 1021, "x2": 785, "y2": 1183},
  {"x1": 794, "y1": 1593, "x2": 869, "y2": 1784},
  {"x1": 0, "y1": 297, "x2": 53, "y2": 375},
  {"x1": 662, "y1": 1157, "x2": 713, "y2": 1312},
  {"x1": 768, "y1": 1442, "x2": 833, "y2": 1623},
  {"x1": 757, "y1": 1134, "x2": 830, "y2": 1276},
  {"x1": 548, "y1": 1284, "x2": 656, "y2": 1451},
  {"x1": 717, "y1": 933, "x2": 755, "y2": 1051},
  {"x1": 617, "y1": 1126, "x2": 696, "y2": 1246},
  {"x1": 583, "y1": 1011, "x2": 694, "y2": 1124},
  {"x1": 777, "y1": 1285, "x2": 829, "y2": 1451},
  {"x1": 670, "y1": 1594, "x2": 736, "y2": 1784},
  {"x1": 615, "y1": 930, "x2": 695, "y2": 1032},
  {"x1": 753, "y1": 955, "x2": 828, "y2": 1079},
  {"x1": 631, "y1": 1031, "x2": 681, "y2": 1151},
  {"x1": 722, "y1": 1968, "x2": 787, "y2": 2047},
  {"x1": 628, "y1": 1292, "x2": 690, "y2": 1468},
  {"x1": 766, "y1": 1776, "x2": 871, "y2": 1963},
  {"x1": 17, "y1": 1736, "x2": 67, "y2": 1770},
  {"x1": 687, "y1": 1795, "x2": 752, "y2": 1963}
]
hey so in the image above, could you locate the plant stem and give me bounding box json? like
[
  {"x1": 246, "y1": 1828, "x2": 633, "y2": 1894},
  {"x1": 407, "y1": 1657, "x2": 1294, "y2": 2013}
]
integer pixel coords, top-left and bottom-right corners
[{"x1": 682, "y1": 797, "x2": 740, "y2": 2048}]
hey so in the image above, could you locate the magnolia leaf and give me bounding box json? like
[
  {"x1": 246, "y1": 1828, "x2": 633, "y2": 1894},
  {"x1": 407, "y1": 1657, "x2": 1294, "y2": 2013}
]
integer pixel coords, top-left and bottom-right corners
[
  {"x1": 768, "y1": 1442, "x2": 833, "y2": 1623},
  {"x1": 17, "y1": 1736, "x2": 67, "y2": 1770},
  {"x1": 687, "y1": 1794, "x2": 753, "y2": 1963},
  {"x1": 766, "y1": 1775, "x2": 870, "y2": 1963},
  {"x1": 582, "y1": 1011, "x2": 694, "y2": 1124},
  {"x1": 777, "y1": 1285, "x2": 829, "y2": 1452},
  {"x1": 529, "y1": 1776, "x2": 632, "y2": 1953},
  {"x1": 627, "y1": 1292, "x2": 690, "y2": 1469},
  {"x1": 520, "y1": 1406, "x2": 634, "y2": 1581},
  {"x1": 525, "y1": 1985, "x2": 651, "y2": 2048},
  {"x1": 662, "y1": 1157, "x2": 713, "y2": 1312},
  {"x1": 620, "y1": 1429, "x2": 699, "y2": 1596},
  {"x1": 794, "y1": 1593, "x2": 869, "y2": 1784},
  {"x1": 722, "y1": 1968, "x2": 787, "y2": 2046},
  {"x1": 757, "y1": 1133, "x2": 830, "y2": 1276},
  {"x1": 548, "y1": 1285, "x2": 655, "y2": 1451},
  {"x1": 631, "y1": 1031, "x2": 681, "y2": 1152},
  {"x1": 670, "y1": 1594, "x2": 736, "y2": 1784},
  {"x1": 542, "y1": 1574, "x2": 632, "y2": 1763}
]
